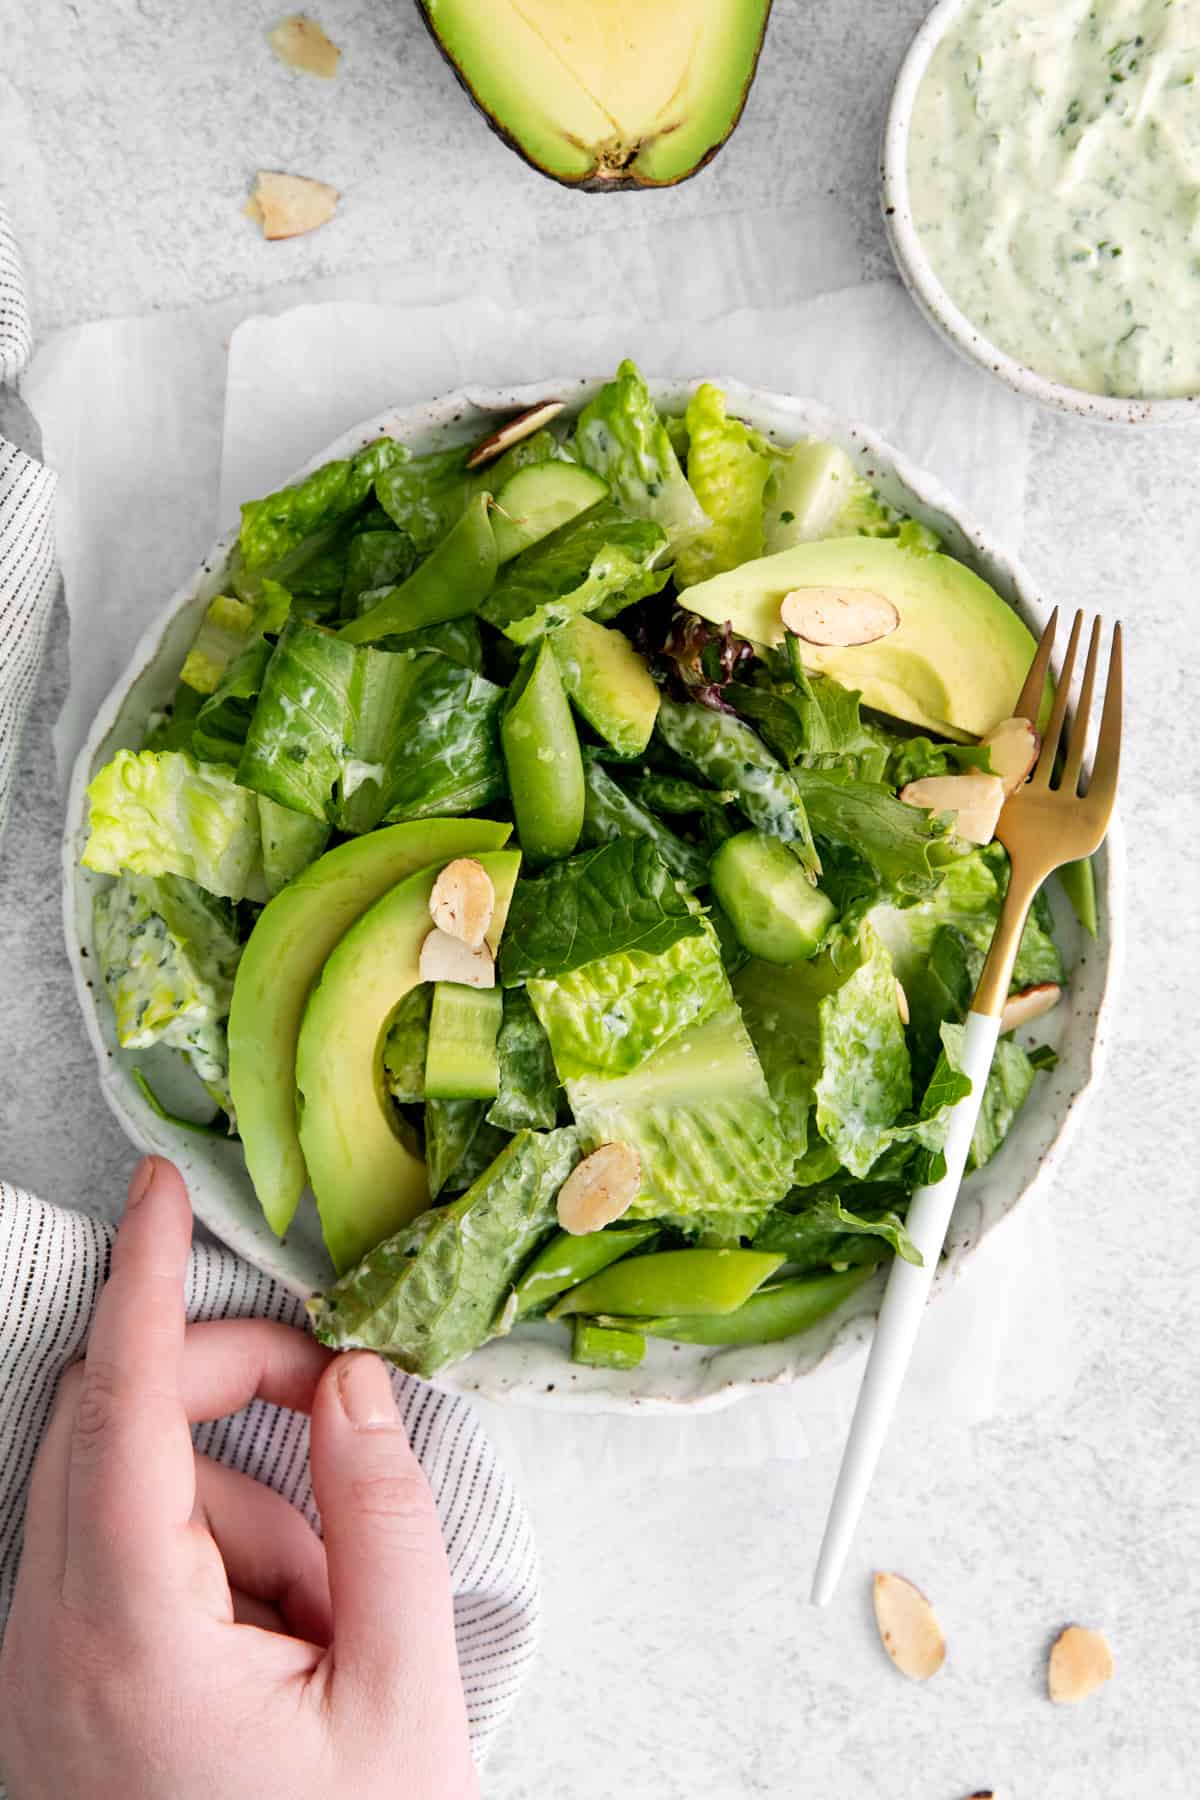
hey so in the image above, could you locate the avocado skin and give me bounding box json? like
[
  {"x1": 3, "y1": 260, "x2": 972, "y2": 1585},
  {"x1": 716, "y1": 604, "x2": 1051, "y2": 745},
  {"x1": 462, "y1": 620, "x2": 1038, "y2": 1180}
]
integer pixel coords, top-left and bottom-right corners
[{"x1": 414, "y1": 0, "x2": 774, "y2": 192}]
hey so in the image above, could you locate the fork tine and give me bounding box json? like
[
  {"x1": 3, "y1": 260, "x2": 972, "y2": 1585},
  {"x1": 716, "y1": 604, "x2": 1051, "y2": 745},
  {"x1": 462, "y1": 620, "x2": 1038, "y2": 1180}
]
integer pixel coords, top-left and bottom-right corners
[
  {"x1": 1085, "y1": 621, "x2": 1123, "y2": 815},
  {"x1": 1014, "y1": 606, "x2": 1058, "y2": 724},
  {"x1": 1031, "y1": 609, "x2": 1083, "y2": 787},
  {"x1": 1061, "y1": 615, "x2": 1103, "y2": 792}
]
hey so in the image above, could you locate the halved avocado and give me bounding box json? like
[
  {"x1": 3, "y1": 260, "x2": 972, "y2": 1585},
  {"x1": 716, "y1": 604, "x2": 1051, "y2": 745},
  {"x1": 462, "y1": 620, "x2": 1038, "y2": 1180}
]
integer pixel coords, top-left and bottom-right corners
[
  {"x1": 680, "y1": 536, "x2": 1040, "y2": 740},
  {"x1": 296, "y1": 849, "x2": 521, "y2": 1274},
  {"x1": 418, "y1": 0, "x2": 773, "y2": 190},
  {"x1": 228, "y1": 818, "x2": 511, "y2": 1242}
]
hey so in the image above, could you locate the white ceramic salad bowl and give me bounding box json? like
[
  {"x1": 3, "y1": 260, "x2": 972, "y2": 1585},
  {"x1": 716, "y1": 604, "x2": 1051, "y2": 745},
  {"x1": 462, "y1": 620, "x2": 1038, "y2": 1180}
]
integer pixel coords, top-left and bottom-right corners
[{"x1": 63, "y1": 375, "x2": 1124, "y2": 1413}]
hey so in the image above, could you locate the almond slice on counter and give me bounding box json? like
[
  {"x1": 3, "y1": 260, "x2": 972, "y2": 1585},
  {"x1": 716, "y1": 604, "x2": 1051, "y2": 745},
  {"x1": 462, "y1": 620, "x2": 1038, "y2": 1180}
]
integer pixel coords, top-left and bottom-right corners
[
  {"x1": 899, "y1": 771, "x2": 1006, "y2": 846},
  {"x1": 872, "y1": 1571, "x2": 946, "y2": 1681},
  {"x1": 246, "y1": 171, "x2": 339, "y2": 240},
  {"x1": 1048, "y1": 1624, "x2": 1113, "y2": 1704},
  {"x1": 894, "y1": 979, "x2": 910, "y2": 1026},
  {"x1": 267, "y1": 14, "x2": 342, "y2": 78},
  {"x1": 556, "y1": 1142, "x2": 642, "y2": 1235},
  {"x1": 1000, "y1": 982, "x2": 1062, "y2": 1033},
  {"x1": 418, "y1": 927, "x2": 495, "y2": 989},
  {"x1": 982, "y1": 715, "x2": 1040, "y2": 794},
  {"x1": 429, "y1": 858, "x2": 495, "y2": 949},
  {"x1": 466, "y1": 401, "x2": 565, "y2": 469},
  {"x1": 781, "y1": 586, "x2": 899, "y2": 647}
]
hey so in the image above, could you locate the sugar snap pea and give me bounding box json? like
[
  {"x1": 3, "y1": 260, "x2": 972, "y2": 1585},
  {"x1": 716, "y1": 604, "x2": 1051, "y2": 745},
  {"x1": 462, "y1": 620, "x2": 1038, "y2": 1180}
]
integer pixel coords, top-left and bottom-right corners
[
  {"x1": 501, "y1": 638, "x2": 585, "y2": 865},
  {"x1": 572, "y1": 1318, "x2": 646, "y2": 1371},
  {"x1": 511, "y1": 1223, "x2": 660, "y2": 1321},
  {"x1": 340, "y1": 492, "x2": 498, "y2": 643},
  {"x1": 592, "y1": 1265, "x2": 876, "y2": 1346},
  {"x1": 548, "y1": 1247, "x2": 784, "y2": 1321}
]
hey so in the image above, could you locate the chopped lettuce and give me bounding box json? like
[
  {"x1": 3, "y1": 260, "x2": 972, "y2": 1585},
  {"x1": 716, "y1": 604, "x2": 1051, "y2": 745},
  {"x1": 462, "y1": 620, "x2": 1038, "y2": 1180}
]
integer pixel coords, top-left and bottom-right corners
[
  {"x1": 791, "y1": 767, "x2": 963, "y2": 898},
  {"x1": 192, "y1": 636, "x2": 276, "y2": 766},
  {"x1": 342, "y1": 529, "x2": 419, "y2": 613},
  {"x1": 488, "y1": 990, "x2": 560, "y2": 1132},
  {"x1": 236, "y1": 619, "x2": 357, "y2": 822},
  {"x1": 655, "y1": 696, "x2": 821, "y2": 880},
  {"x1": 754, "y1": 1189, "x2": 920, "y2": 1269},
  {"x1": 530, "y1": 922, "x2": 728, "y2": 1080},
  {"x1": 374, "y1": 429, "x2": 561, "y2": 555},
  {"x1": 675, "y1": 383, "x2": 773, "y2": 589},
  {"x1": 308, "y1": 1128, "x2": 583, "y2": 1374},
  {"x1": 732, "y1": 659, "x2": 891, "y2": 779},
  {"x1": 480, "y1": 505, "x2": 670, "y2": 643},
  {"x1": 425, "y1": 1098, "x2": 487, "y2": 1199},
  {"x1": 180, "y1": 595, "x2": 257, "y2": 696},
  {"x1": 258, "y1": 796, "x2": 330, "y2": 897},
  {"x1": 238, "y1": 438, "x2": 406, "y2": 579},
  {"x1": 575, "y1": 360, "x2": 709, "y2": 551},
  {"x1": 871, "y1": 844, "x2": 1065, "y2": 994},
  {"x1": 940, "y1": 1022, "x2": 1037, "y2": 1169},
  {"x1": 734, "y1": 955, "x2": 842, "y2": 1172},
  {"x1": 887, "y1": 735, "x2": 996, "y2": 788},
  {"x1": 499, "y1": 838, "x2": 703, "y2": 987},
  {"x1": 566, "y1": 1002, "x2": 794, "y2": 1237},
  {"x1": 378, "y1": 657, "x2": 506, "y2": 823},
  {"x1": 579, "y1": 755, "x2": 709, "y2": 888},
  {"x1": 83, "y1": 749, "x2": 263, "y2": 901}
]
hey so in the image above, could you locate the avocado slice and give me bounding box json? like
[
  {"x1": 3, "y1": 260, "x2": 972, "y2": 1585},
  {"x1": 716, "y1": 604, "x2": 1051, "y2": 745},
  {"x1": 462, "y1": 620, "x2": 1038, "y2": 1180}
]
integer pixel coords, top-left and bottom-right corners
[
  {"x1": 418, "y1": 0, "x2": 773, "y2": 190},
  {"x1": 680, "y1": 536, "x2": 1039, "y2": 739},
  {"x1": 492, "y1": 462, "x2": 609, "y2": 562},
  {"x1": 228, "y1": 818, "x2": 511, "y2": 1241},
  {"x1": 551, "y1": 614, "x2": 660, "y2": 756},
  {"x1": 296, "y1": 849, "x2": 521, "y2": 1274}
]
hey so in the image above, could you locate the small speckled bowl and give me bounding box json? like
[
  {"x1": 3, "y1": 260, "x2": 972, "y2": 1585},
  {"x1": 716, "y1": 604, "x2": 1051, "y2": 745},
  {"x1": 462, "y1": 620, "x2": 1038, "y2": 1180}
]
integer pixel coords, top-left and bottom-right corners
[
  {"x1": 881, "y1": 0, "x2": 1200, "y2": 427},
  {"x1": 64, "y1": 376, "x2": 1124, "y2": 1413}
]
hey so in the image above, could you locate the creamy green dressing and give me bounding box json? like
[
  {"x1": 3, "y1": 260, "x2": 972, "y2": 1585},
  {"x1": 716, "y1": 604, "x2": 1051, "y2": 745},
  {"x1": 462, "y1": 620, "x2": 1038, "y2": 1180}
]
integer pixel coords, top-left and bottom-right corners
[{"x1": 908, "y1": 0, "x2": 1200, "y2": 398}]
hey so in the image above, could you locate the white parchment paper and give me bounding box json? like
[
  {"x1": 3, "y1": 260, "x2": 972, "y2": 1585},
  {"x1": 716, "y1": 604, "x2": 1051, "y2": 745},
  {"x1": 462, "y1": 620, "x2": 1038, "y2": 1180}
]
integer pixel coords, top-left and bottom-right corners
[{"x1": 20, "y1": 208, "x2": 1077, "y2": 1484}]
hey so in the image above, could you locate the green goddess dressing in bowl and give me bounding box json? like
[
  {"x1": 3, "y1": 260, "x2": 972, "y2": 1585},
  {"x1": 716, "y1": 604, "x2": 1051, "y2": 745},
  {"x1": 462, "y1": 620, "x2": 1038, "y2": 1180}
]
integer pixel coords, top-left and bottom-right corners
[{"x1": 905, "y1": 0, "x2": 1200, "y2": 401}]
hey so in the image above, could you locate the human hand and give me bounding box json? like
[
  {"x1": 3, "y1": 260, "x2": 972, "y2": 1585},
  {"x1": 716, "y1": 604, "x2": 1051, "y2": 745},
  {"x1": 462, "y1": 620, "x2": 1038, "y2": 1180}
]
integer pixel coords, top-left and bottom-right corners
[{"x1": 0, "y1": 1157, "x2": 479, "y2": 1800}]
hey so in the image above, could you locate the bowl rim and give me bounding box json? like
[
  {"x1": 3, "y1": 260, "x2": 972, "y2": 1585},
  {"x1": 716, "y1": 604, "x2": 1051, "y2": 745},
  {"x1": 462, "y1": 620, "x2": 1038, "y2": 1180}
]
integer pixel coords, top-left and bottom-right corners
[
  {"x1": 880, "y1": 0, "x2": 1200, "y2": 428},
  {"x1": 62, "y1": 372, "x2": 1127, "y2": 1413}
]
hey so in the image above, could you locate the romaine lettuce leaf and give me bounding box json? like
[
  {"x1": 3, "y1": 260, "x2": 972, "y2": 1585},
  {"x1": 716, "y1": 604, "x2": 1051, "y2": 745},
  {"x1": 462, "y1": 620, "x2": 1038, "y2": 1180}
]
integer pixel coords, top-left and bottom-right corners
[
  {"x1": 374, "y1": 429, "x2": 561, "y2": 554},
  {"x1": 791, "y1": 767, "x2": 963, "y2": 898},
  {"x1": 236, "y1": 619, "x2": 357, "y2": 821},
  {"x1": 379, "y1": 656, "x2": 506, "y2": 823},
  {"x1": 734, "y1": 955, "x2": 844, "y2": 1171},
  {"x1": 480, "y1": 504, "x2": 670, "y2": 644},
  {"x1": 870, "y1": 844, "x2": 1065, "y2": 993},
  {"x1": 439, "y1": 1114, "x2": 511, "y2": 1195},
  {"x1": 655, "y1": 695, "x2": 821, "y2": 880},
  {"x1": 258, "y1": 796, "x2": 330, "y2": 897},
  {"x1": 887, "y1": 735, "x2": 995, "y2": 788},
  {"x1": 530, "y1": 921, "x2": 728, "y2": 1080},
  {"x1": 83, "y1": 750, "x2": 263, "y2": 901},
  {"x1": 425, "y1": 1098, "x2": 487, "y2": 1199},
  {"x1": 565, "y1": 1003, "x2": 793, "y2": 1237},
  {"x1": 814, "y1": 923, "x2": 913, "y2": 1177},
  {"x1": 238, "y1": 438, "x2": 406, "y2": 577},
  {"x1": 731, "y1": 658, "x2": 890, "y2": 780},
  {"x1": 308, "y1": 1128, "x2": 583, "y2": 1374},
  {"x1": 93, "y1": 873, "x2": 241, "y2": 1048},
  {"x1": 575, "y1": 361, "x2": 709, "y2": 550},
  {"x1": 675, "y1": 383, "x2": 773, "y2": 589},
  {"x1": 342, "y1": 529, "x2": 419, "y2": 613},
  {"x1": 940, "y1": 1022, "x2": 1037, "y2": 1169},
  {"x1": 579, "y1": 755, "x2": 709, "y2": 888},
  {"x1": 754, "y1": 1189, "x2": 920, "y2": 1269},
  {"x1": 180, "y1": 595, "x2": 257, "y2": 696},
  {"x1": 382, "y1": 985, "x2": 432, "y2": 1105},
  {"x1": 192, "y1": 636, "x2": 276, "y2": 766},
  {"x1": 499, "y1": 838, "x2": 703, "y2": 986},
  {"x1": 487, "y1": 990, "x2": 560, "y2": 1132},
  {"x1": 629, "y1": 772, "x2": 738, "y2": 852},
  {"x1": 373, "y1": 616, "x2": 483, "y2": 669}
]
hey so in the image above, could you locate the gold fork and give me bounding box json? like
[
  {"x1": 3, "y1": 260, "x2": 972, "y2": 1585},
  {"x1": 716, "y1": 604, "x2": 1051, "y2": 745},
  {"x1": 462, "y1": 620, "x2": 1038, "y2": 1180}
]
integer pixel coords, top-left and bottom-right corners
[{"x1": 812, "y1": 608, "x2": 1122, "y2": 1606}]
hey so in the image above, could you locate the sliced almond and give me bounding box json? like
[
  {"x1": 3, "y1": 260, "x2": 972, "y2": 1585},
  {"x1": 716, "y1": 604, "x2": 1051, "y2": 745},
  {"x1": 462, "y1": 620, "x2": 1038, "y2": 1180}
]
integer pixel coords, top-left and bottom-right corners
[
  {"x1": 267, "y1": 14, "x2": 342, "y2": 78},
  {"x1": 465, "y1": 401, "x2": 565, "y2": 470},
  {"x1": 1000, "y1": 982, "x2": 1062, "y2": 1033},
  {"x1": 872, "y1": 1571, "x2": 946, "y2": 1681},
  {"x1": 899, "y1": 771, "x2": 1006, "y2": 846},
  {"x1": 556, "y1": 1142, "x2": 641, "y2": 1235},
  {"x1": 894, "y1": 979, "x2": 910, "y2": 1026},
  {"x1": 429, "y1": 858, "x2": 495, "y2": 949},
  {"x1": 983, "y1": 715, "x2": 1040, "y2": 795},
  {"x1": 418, "y1": 927, "x2": 495, "y2": 989},
  {"x1": 248, "y1": 171, "x2": 339, "y2": 241},
  {"x1": 781, "y1": 586, "x2": 899, "y2": 647},
  {"x1": 1048, "y1": 1624, "x2": 1113, "y2": 1704}
]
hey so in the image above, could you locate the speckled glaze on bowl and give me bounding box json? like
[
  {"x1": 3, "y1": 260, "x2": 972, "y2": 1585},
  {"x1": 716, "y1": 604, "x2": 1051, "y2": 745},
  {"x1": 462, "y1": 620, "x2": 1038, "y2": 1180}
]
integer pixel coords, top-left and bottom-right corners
[
  {"x1": 881, "y1": 0, "x2": 1200, "y2": 428},
  {"x1": 63, "y1": 376, "x2": 1125, "y2": 1413}
]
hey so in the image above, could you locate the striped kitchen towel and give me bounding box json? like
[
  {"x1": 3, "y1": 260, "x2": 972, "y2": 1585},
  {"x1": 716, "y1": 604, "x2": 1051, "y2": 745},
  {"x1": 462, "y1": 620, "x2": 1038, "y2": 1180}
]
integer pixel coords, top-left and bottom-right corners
[{"x1": 0, "y1": 202, "x2": 538, "y2": 1759}]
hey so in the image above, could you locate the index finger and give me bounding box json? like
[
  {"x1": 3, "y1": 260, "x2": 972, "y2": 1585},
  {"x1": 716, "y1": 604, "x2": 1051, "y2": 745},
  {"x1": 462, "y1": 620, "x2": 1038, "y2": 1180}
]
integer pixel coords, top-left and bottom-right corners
[{"x1": 61, "y1": 1157, "x2": 197, "y2": 1619}]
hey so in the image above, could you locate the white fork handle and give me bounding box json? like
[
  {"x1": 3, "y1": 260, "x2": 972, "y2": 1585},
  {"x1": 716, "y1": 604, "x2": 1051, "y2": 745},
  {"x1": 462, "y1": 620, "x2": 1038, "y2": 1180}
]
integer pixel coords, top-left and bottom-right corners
[{"x1": 810, "y1": 1008, "x2": 1001, "y2": 1607}]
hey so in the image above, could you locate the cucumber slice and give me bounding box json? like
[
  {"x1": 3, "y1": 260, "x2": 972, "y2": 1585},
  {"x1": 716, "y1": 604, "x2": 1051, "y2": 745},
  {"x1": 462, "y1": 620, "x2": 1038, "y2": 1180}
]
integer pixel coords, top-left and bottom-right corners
[
  {"x1": 424, "y1": 982, "x2": 503, "y2": 1100},
  {"x1": 492, "y1": 462, "x2": 608, "y2": 562},
  {"x1": 710, "y1": 830, "x2": 836, "y2": 964}
]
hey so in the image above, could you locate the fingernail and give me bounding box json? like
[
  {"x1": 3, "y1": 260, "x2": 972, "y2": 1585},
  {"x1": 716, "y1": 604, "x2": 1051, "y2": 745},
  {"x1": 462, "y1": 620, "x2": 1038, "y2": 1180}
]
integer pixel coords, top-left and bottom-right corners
[
  {"x1": 336, "y1": 1353, "x2": 399, "y2": 1429},
  {"x1": 127, "y1": 1156, "x2": 157, "y2": 1211}
]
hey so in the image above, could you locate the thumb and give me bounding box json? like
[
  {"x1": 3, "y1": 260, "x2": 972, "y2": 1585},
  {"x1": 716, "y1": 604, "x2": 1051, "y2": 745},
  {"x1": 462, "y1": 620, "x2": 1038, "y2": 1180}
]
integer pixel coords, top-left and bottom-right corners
[{"x1": 309, "y1": 1353, "x2": 472, "y2": 1759}]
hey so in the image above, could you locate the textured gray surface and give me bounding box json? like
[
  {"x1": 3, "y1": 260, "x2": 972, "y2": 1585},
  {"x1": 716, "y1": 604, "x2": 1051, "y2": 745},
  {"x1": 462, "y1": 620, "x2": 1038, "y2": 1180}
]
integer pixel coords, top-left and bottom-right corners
[{"x1": 2, "y1": 1, "x2": 1199, "y2": 1795}]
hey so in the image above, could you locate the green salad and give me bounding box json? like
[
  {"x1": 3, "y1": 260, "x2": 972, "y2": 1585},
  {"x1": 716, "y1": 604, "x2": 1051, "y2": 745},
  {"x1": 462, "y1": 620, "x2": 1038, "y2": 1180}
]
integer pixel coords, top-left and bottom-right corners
[{"x1": 82, "y1": 360, "x2": 1087, "y2": 1379}]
